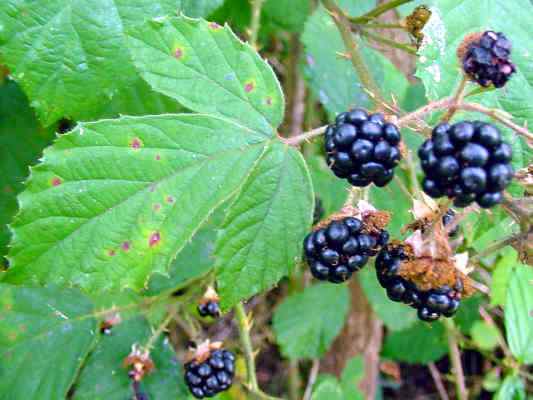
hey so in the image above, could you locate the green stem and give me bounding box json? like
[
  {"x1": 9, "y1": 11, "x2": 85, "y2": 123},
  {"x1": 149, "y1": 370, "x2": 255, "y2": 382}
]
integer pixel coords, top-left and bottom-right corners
[
  {"x1": 351, "y1": 0, "x2": 414, "y2": 23},
  {"x1": 235, "y1": 302, "x2": 259, "y2": 390},
  {"x1": 145, "y1": 309, "x2": 176, "y2": 351},
  {"x1": 361, "y1": 22, "x2": 405, "y2": 29},
  {"x1": 288, "y1": 360, "x2": 301, "y2": 400},
  {"x1": 249, "y1": 0, "x2": 264, "y2": 48},
  {"x1": 360, "y1": 29, "x2": 417, "y2": 55},
  {"x1": 322, "y1": 0, "x2": 386, "y2": 108}
]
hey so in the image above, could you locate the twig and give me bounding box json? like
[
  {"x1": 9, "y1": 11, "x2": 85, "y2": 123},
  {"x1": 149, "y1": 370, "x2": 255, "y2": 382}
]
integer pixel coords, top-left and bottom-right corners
[
  {"x1": 471, "y1": 231, "x2": 529, "y2": 262},
  {"x1": 359, "y1": 29, "x2": 417, "y2": 55},
  {"x1": 350, "y1": 0, "x2": 414, "y2": 23},
  {"x1": 322, "y1": 0, "x2": 386, "y2": 107},
  {"x1": 441, "y1": 76, "x2": 468, "y2": 122},
  {"x1": 396, "y1": 96, "x2": 455, "y2": 127},
  {"x1": 302, "y1": 359, "x2": 320, "y2": 400},
  {"x1": 282, "y1": 125, "x2": 328, "y2": 146},
  {"x1": 249, "y1": 0, "x2": 264, "y2": 48},
  {"x1": 445, "y1": 320, "x2": 468, "y2": 400},
  {"x1": 234, "y1": 302, "x2": 259, "y2": 390},
  {"x1": 428, "y1": 362, "x2": 450, "y2": 400},
  {"x1": 478, "y1": 306, "x2": 513, "y2": 358}
]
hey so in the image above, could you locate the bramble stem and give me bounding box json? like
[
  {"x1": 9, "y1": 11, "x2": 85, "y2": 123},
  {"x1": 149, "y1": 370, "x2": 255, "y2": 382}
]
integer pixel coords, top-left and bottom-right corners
[
  {"x1": 249, "y1": 0, "x2": 264, "y2": 48},
  {"x1": 428, "y1": 362, "x2": 450, "y2": 400},
  {"x1": 350, "y1": 0, "x2": 414, "y2": 23},
  {"x1": 445, "y1": 320, "x2": 468, "y2": 400},
  {"x1": 234, "y1": 302, "x2": 259, "y2": 390},
  {"x1": 322, "y1": 0, "x2": 386, "y2": 107},
  {"x1": 441, "y1": 76, "x2": 468, "y2": 122},
  {"x1": 282, "y1": 125, "x2": 328, "y2": 146},
  {"x1": 359, "y1": 29, "x2": 417, "y2": 55},
  {"x1": 145, "y1": 310, "x2": 175, "y2": 351}
]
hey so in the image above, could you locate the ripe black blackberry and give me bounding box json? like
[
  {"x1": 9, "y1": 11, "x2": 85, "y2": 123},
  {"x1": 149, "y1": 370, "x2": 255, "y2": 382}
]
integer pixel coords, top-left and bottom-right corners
[
  {"x1": 198, "y1": 301, "x2": 220, "y2": 318},
  {"x1": 304, "y1": 213, "x2": 389, "y2": 283},
  {"x1": 185, "y1": 347, "x2": 235, "y2": 399},
  {"x1": 461, "y1": 31, "x2": 516, "y2": 88},
  {"x1": 419, "y1": 121, "x2": 513, "y2": 208},
  {"x1": 325, "y1": 109, "x2": 402, "y2": 187},
  {"x1": 375, "y1": 244, "x2": 462, "y2": 322},
  {"x1": 313, "y1": 196, "x2": 325, "y2": 225}
]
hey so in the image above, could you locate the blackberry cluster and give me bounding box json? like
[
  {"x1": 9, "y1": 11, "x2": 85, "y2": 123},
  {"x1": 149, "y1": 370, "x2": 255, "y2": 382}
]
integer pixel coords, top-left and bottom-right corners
[
  {"x1": 462, "y1": 31, "x2": 516, "y2": 88},
  {"x1": 304, "y1": 217, "x2": 389, "y2": 283},
  {"x1": 376, "y1": 245, "x2": 462, "y2": 322},
  {"x1": 184, "y1": 349, "x2": 235, "y2": 399},
  {"x1": 419, "y1": 121, "x2": 513, "y2": 208},
  {"x1": 325, "y1": 109, "x2": 402, "y2": 187},
  {"x1": 198, "y1": 301, "x2": 220, "y2": 318},
  {"x1": 313, "y1": 197, "x2": 325, "y2": 225}
]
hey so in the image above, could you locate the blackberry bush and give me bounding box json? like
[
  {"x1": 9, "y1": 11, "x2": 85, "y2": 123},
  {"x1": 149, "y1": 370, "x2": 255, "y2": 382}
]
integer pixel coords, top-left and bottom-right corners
[
  {"x1": 325, "y1": 109, "x2": 402, "y2": 187},
  {"x1": 303, "y1": 206, "x2": 390, "y2": 283},
  {"x1": 461, "y1": 31, "x2": 516, "y2": 88},
  {"x1": 419, "y1": 121, "x2": 514, "y2": 208},
  {"x1": 375, "y1": 244, "x2": 471, "y2": 322},
  {"x1": 184, "y1": 344, "x2": 235, "y2": 399}
]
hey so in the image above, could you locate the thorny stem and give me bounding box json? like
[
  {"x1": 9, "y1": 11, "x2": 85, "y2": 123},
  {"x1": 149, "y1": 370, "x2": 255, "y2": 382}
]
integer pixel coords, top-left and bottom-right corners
[
  {"x1": 445, "y1": 320, "x2": 468, "y2": 400},
  {"x1": 288, "y1": 360, "x2": 301, "y2": 400},
  {"x1": 359, "y1": 29, "x2": 417, "y2": 55},
  {"x1": 350, "y1": 0, "x2": 414, "y2": 23},
  {"x1": 249, "y1": 0, "x2": 264, "y2": 48},
  {"x1": 322, "y1": 0, "x2": 386, "y2": 108},
  {"x1": 282, "y1": 125, "x2": 328, "y2": 146},
  {"x1": 441, "y1": 76, "x2": 469, "y2": 122},
  {"x1": 234, "y1": 302, "x2": 259, "y2": 391},
  {"x1": 145, "y1": 309, "x2": 176, "y2": 351}
]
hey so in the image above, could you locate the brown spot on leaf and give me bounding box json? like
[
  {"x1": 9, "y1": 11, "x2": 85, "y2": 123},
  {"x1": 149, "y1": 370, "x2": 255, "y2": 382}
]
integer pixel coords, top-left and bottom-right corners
[
  {"x1": 174, "y1": 48, "x2": 184, "y2": 59},
  {"x1": 165, "y1": 195, "x2": 175, "y2": 204},
  {"x1": 244, "y1": 81, "x2": 255, "y2": 93},
  {"x1": 130, "y1": 138, "x2": 143, "y2": 150},
  {"x1": 155, "y1": 154, "x2": 161, "y2": 161},
  {"x1": 153, "y1": 203, "x2": 161, "y2": 212},
  {"x1": 265, "y1": 97, "x2": 273, "y2": 106},
  {"x1": 108, "y1": 249, "x2": 116, "y2": 257},
  {"x1": 51, "y1": 177, "x2": 62, "y2": 187},
  {"x1": 149, "y1": 232, "x2": 161, "y2": 247},
  {"x1": 122, "y1": 241, "x2": 131, "y2": 251}
]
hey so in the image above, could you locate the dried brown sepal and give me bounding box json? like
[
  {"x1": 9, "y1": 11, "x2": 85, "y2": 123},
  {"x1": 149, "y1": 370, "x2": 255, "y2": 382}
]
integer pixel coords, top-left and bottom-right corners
[
  {"x1": 185, "y1": 340, "x2": 223, "y2": 364},
  {"x1": 514, "y1": 165, "x2": 533, "y2": 195},
  {"x1": 199, "y1": 286, "x2": 219, "y2": 305},
  {"x1": 313, "y1": 203, "x2": 390, "y2": 235},
  {"x1": 99, "y1": 311, "x2": 122, "y2": 334},
  {"x1": 123, "y1": 344, "x2": 155, "y2": 382},
  {"x1": 397, "y1": 248, "x2": 475, "y2": 297},
  {"x1": 456, "y1": 32, "x2": 484, "y2": 66},
  {"x1": 405, "y1": 5, "x2": 432, "y2": 48}
]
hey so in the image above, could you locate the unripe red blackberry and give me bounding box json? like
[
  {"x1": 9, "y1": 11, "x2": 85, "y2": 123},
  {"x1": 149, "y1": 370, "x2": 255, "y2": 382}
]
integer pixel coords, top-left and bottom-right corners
[
  {"x1": 419, "y1": 121, "x2": 513, "y2": 208},
  {"x1": 304, "y1": 205, "x2": 390, "y2": 283},
  {"x1": 460, "y1": 31, "x2": 516, "y2": 88},
  {"x1": 325, "y1": 109, "x2": 402, "y2": 188},
  {"x1": 184, "y1": 342, "x2": 235, "y2": 399},
  {"x1": 375, "y1": 243, "x2": 471, "y2": 322}
]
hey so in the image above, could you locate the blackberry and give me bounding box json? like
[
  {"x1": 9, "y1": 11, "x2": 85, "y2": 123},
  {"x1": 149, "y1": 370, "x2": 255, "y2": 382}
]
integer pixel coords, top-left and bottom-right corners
[
  {"x1": 419, "y1": 121, "x2": 513, "y2": 208},
  {"x1": 185, "y1": 349, "x2": 235, "y2": 399},
  {"x1": 442, "y1": 209, "x2": 459, "y2": 237},
  {"x1": 325, "y1": 109, "x2": 402, "y2": 188},
  {"x1": 461, "y1": 31, "x2": 516, "y2": 88},
  {"x1": 304, "y1": 216, "x2": 388, "y2": 283},
  {"x1": 198, "y1": 301, "x2": 221, "y2": 318},
  {"x1": 313, "y1": 197, "x2": 325, "y2": 225},
  {"x1": 375, "y1": 244, "x2": 462, "y2": 322}
]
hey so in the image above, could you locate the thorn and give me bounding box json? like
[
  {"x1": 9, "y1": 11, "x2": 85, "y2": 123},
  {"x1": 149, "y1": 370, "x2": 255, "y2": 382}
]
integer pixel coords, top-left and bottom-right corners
[{"x1": 335, "y1": 51, "x2": 350, "y2": 59}]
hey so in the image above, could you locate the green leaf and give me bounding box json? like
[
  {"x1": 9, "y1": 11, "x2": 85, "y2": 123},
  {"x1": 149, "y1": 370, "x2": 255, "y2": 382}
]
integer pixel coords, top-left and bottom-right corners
[
  {"x1": 382, "y1": 321, "x2": 448, "y2": 363},
  {"x1": 359, "y1": 267, "x2": 417, "y2": 331},
  {"x1": 0, "y1": 81, "x2": 54, "y2": 258},
  {"x1": 302, "y1": 6, "x2": 409, "y2": 120},
  {"x1": 470, "y1": 320, "x2": 499, "y2": 351},
  {"x1": 273, "y1": 283, "x2": 350, "y2": 360},
  {"x1": 263, "y1": 0, "x2": 310, "y2": 32},
  {"x1": 127, "y1": 16, "x2": 284, "y2": 135},
  {"x1": 312, "y1": 376, "x2": 344, "y2": 400},
  {"x1": 416, "y1": 0, "x2": 533, "y2": 168},
  {"x1": 0, "y1": 284, "x2": 97, "y2": 399},
  {"x1": 0, "y1": 1, "x2": 215, "y2": 126},
  {"x1": 505, "y1": 264, "x2": 533, "y2": 364},
  {"x1": 340, "y1": 357, "x2": 365, "y2": 400},
  {"x1": 73, "y1": 316, "x2": 187, "y2": 400},
  {"x1": 216, "y1": 142, "x2": 313, "y2": 309},
  {"x1": 491, "y1": 248, "x2": 518, "y2": 306},
  {"x1": 5, "y1": 114, "x2": 267, "y2": 292},
  {"x1": 453, "y1": 295, "x2": 483, "y2": 334},
  {"x1": 179, "y1": 0, "x2": 225, "y2": 18},
  {"x1": 495, "y1": 375, "x2": 526, "y2": 400}
]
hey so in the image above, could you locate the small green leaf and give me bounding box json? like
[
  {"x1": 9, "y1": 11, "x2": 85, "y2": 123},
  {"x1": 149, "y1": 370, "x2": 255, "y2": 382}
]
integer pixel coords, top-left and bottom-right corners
[
  {"x1": 491, "y1": 248, "x2": 518, "y2": 306},
  {"x1": 0, "y1": 284, "x2": 97, "y2": 399},
  {"x1": 470, "y1": 320, "x2": 500, "y2": 351},
  {"x1": 495, "y1": 375, "x2": 526, "y2": 400},
  {"x1": 273, "y1": 283, "x2": 350, "y2": 360},
  {"x1": 127, "y1": 16, "x2": 284, "y2": 135},
  {"x1": 382, "y1": 321, "x2": 448, "y2": 364},
  {"x1": 73, "y1": 316, "x2": 187, "y2": 399},
  {"x1": 216, "y1": 142, "x2": 313, "y2": 309},
  {"x1": 359, "y1": 267, "x2": 417, "y2": 331},
  {"x1": 5, "y1": 114, "x2": 267, "y2": 292},
  {"x1": 340, "y1": 357, "x2": 365, "y2": 400},
  {"x1": 483, "y1": 368, "x2": 502, "y2": 392},
  {"x1": 0, "y1": 81, "x2": 54, "y2": 258},
  {"x1": 453, "y1": 295, "x2": 483, "y2": 335},
  {"x1": 312, "y1": 376, "x2": 344, "y2": 400},
  {"x1": 505, "y1": 264, "x2": 533, "y2": 364}
]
